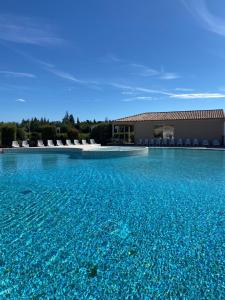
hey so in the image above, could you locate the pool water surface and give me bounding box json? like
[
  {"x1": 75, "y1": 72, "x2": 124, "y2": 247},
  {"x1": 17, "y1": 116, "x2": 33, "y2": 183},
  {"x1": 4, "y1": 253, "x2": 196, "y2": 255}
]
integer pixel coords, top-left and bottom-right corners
[{"x1": 0, "y1": 149, "x2": 224, "y2": 299}]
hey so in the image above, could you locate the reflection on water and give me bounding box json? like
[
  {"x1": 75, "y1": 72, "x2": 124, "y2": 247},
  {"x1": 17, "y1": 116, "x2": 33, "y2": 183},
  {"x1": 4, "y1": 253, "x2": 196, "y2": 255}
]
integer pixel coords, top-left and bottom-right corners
[
  {"x1": 41, "y1": 154, "x2": 59, "y2": 170},
  {"x1": 0, "y1": 149, "x2": 225, "y2": 299},
  {"x1": 0, "y1": 155, "x2": 18, "y2": 172}
]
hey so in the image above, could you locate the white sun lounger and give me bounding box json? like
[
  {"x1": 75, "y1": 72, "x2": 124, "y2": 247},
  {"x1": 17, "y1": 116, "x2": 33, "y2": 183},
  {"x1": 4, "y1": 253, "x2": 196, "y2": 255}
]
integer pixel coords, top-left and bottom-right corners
[
  {"x1": 90, "y1": 139, "x2": 101, "y2": 146},
  {"x1": 212, "y1": 139, "x2": 220, "y2": 147},
  {"x1": 202, "y1": 139, "x2": 209, "y2": 147},
  {"x1": 22, "y1": 140, "x2": 29, "y2": 148},
  {"x1": 37, "y1": 140, "x2": 45, "y2": 147},
  {"x1": 185, "y1": 138, "x2": 191, "y2": 146},
  {"x1": 90, "y1": 139, "x2": 95, "y2": 144},
  {"x1": 193, "y1": 138, "x2": 199, "y2": 146},
  {"x1": 74, "y1": 140, "x2": 80, "y2": 145},
  {"x1": 82, "y1": 139, "x2": 88, "y2": 145},
  {"x1": 47, "y1": 140, "x2": 55, "y2": 147},
  {"x1": 66, "y1": 139, "x2": 73, "y2": 146},
  {"x1": 12, "y1": 141, "x2": 20, "y2": 148},
  {"x1": 56, "y1": 140, "x2": 63, "y2": 146}
]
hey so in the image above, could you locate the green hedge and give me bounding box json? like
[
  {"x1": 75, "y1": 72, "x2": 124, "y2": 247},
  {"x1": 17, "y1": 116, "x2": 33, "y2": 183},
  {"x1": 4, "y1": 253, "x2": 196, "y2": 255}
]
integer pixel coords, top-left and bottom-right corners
[
  {"x1": 90, "y1": 123, "x2": 112, "y2": 145},
  {"x1": 16, "y1": 127, "x2": 26, "y2": 141},
  {"x1": 0, "y1": 124, "x2": 16, "y2": 147},
  {"x1": 41, "y1": 125, "x2": 56, "y2": 141},
  {"x1": 28, "y1": 132, "x2": 42, "y2": 147},
  {"x1": 67, "y1": 127, "x2": 79, "y2": 140}
]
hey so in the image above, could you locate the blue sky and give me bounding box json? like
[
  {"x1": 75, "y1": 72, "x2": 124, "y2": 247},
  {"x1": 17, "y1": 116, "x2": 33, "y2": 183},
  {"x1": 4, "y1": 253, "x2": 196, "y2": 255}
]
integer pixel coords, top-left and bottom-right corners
[{"x1": 1, "y1": 0, "x2": 225, "y2": 121}]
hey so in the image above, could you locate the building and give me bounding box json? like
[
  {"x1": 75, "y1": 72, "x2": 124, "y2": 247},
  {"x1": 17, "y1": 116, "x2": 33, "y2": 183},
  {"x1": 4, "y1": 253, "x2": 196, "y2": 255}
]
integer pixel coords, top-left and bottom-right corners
[{"x1": 112, "y1": 109, "x2": 225, "y2": 144}]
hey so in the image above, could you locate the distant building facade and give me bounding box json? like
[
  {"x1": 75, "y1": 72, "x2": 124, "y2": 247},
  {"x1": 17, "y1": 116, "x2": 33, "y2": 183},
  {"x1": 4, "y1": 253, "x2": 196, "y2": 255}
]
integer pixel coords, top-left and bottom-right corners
[{"x1": 112, "y1": 109, "x2": 225, "y2": 144}]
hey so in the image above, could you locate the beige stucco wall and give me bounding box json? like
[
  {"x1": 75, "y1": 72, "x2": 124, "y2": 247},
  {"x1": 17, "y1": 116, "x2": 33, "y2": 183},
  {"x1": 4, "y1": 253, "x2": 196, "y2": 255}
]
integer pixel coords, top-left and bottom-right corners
[{"x1": 113, "y1": 119, "x2": 225, "y2": 143}]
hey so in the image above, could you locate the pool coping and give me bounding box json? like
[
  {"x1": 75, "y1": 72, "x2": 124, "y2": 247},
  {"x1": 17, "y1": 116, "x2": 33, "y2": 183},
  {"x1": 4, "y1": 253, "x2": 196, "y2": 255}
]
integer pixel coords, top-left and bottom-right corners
[
  {"x1": 148, "y1": 146, "x2": 225, "y2": 151},
  {"x1": 0, "y1": 145, "x2": 149, "y2": 154},
  {"x1": 0, "y1": 145, "x2": 225, "y2": 155}
]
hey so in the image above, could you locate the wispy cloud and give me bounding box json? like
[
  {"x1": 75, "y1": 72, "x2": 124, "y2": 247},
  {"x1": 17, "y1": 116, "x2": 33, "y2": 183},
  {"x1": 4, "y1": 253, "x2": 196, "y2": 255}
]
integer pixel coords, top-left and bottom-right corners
[
  {"x1": 130, "y1": 62, "x2": 180, "y2": 80},
  {"x1": 111, "y1": 82, "x2": 225, "y2": 100},
  {"x1": 100, "y1": 53, "x2": 123, "y2": 63},
  {"x1": 0, "y1": 71, "x2": 36, "y2": 78},
  {"x1": 121, "y1": 91, "x2": 136, "y2": 95},
  {"x1": 44, "y1": 64, "x2": 102, "y2": 90},
  {"x1": 16, "y1": 98, "x2": 26, "y2": 102},
  {"x1": 0, "y1": 14, "x2": 64, "y2": 46},
  {"x1": 101, "y1": 54, "x2": 180, "y2": 80},
  {"x1": 23, "y1": 54, "x2": 100, "y2": 89},
  {"x1": 122, "y1": 96, "x2": 153, "y2": 102},
  {"x1": 129, "y1": 63, "x2": 159, "y2": 77},
  {"x1": 110, "y1": 82, "x2": 171, "y2": 96},
  {"x1": 47, "y1": 68, "x2": 84, "y2": 84},
  {"x1": 182, "y1": 0, "x2": 225, "y2": 37},
  {"x1": 175, "y1": 87, "x2": 194, "y2": 92},
  {"x1": 170, "y1": 93, "x2": 225, "y2": 99},
  {"x1": 159, "y1": 72, "x2": 180, "y2": 80}
]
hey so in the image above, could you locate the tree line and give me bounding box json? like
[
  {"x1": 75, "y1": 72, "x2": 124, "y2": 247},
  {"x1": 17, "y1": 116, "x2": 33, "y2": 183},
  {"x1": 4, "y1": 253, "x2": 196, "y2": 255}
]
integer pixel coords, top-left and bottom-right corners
[{"x1": 0, "y1": 112, "x2": 112, "y2": 147}]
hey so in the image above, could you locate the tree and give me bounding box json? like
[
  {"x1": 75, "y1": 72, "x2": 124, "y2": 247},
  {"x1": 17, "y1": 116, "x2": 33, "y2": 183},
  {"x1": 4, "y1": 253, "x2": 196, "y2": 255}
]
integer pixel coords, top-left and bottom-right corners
[
  {"x1": 16, "y1": 127, "x2": 26, "y2": 141},
  {"x1": 90, "y1": 123, "x2": 112, "y2": 145},
  {"x1": 41, "y1": 125, "x2": 56, "y2": 141},
  {"x1": 69, "y1": 114, "x2": 75, "y2": 126},
  {"x1": 67, "y1": 127, "x2": 79, "y2": 140},
  {"x1": 0, "y1": 124, "x2": 16, "y2": 147},
  {"x1": 29, "y1": 132, "x2": 42, "y2": 147},
  {"x1": 62, "y1": 111, "x2": 70, "y2": 125},
  {"x1": 76, "y1": 117, "x2": 80, "y2": 130}
]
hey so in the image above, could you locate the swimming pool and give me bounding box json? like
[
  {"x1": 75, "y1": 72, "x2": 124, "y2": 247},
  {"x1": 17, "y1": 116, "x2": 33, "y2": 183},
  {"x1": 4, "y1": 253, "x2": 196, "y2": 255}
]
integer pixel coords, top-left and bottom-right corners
[{"x1": 0, "y1": 149, "x2": 224, "y2": 299}]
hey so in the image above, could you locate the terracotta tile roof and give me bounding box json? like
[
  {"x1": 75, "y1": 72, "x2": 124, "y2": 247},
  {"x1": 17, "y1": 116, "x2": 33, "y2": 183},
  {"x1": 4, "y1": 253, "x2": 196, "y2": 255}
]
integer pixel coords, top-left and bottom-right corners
[{"x1": 114, "y1": 109, "x2": 225, "y2": 122}]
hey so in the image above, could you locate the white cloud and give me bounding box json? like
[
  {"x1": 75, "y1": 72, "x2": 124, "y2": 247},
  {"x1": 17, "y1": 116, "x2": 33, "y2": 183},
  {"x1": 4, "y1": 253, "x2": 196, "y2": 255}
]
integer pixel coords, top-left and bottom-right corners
[
  {"x1": 122, "y1": 96, "x2": 153, "y2": 102},
  {"x1": 102, "y1": 54, "x2": 122, "y2": 63},
  {"x1": 16, "y1": 98, "x2": 26, "y2": 102},
  {"x1": 22, "y1": 54, "x2": 101, "y2": 90},
  {"x1": 111, "y1": 82, "x2": 225, "y2": 100},
  {"x1": 47, "y1": 68, "x2": 84, "y2": 83},
  {"x1": 0, "y1": 14, "x2": 64, "y2": 46},
  {"x1": 182, "y1": 0, "x2": 225, "y2": 37},
  {"x1": 160, "y1": 72, "x2": 180, "y2": 80},
  {"x1": 129, "y1": 63, "x2": 159, "y2": 77},
  {"x1": 110, "y1": 82, "x2": 171, "y2": 96},
  {"x1": 170, "y1": 93, "x2": 225, "y2": 99},
  {"x1": 101, "y1": 54, "x2": 179, "y2": 80},
  {"x1": 121, "y1": 91, "x2": 136, "y2": 95},
  {"x1": 175, "y1": 87, "x2": 194, "y2": 92},
  {"x1": 130, "y1": 63, "x2": 179, "y2": 80},
  {"x1": 0, "y1": 71, "x2": 36, "y2": 78}
]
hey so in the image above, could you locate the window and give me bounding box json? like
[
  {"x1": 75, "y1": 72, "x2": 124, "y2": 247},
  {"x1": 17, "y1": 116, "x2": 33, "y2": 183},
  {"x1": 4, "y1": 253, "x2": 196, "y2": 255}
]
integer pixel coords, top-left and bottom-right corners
[
  {"x1": 153, "y1": 125, "x2": 174, "y2": 139},
  {"x1": 113, "y1": 125, "x2": 134, "y2": 143}
]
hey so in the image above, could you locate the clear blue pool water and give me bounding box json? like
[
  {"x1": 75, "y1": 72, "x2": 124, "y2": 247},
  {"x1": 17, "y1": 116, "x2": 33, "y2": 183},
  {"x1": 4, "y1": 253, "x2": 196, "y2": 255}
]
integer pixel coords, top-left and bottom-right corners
[{"x1": 0, "y1": 149, "x2": 224, "y2": 299}]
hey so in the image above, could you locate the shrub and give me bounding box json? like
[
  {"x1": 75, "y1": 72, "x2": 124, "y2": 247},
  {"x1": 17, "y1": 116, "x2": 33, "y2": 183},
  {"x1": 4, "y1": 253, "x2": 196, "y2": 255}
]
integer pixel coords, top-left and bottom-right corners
[
  {"x1": 0, "y1": 124, "x2": 16, "y2": 147},
  {"x1": 90, "y1": 123, "x2": 112, "y2": 145},
  {"x1": 79, "y1": 123, "x2": 90, "y2": 133},
  {"x1": 41, "y1": 125, "x2": 56, "y2": 142},
  {"x1": 56, "y1": 133, "x2": 68, "y2": 143},
  {"x1": 16, "y1": 127, "x2": 26, "y2": 141},
  {"x1": 28, "y1": 132, "x2": 42, "y2": 147},
  {"x1": 79, "y1": 132, "x2": 90, "y2": 142},
  {"x1": 67, "y1": 127, "x2": 79, "y2": 140}
]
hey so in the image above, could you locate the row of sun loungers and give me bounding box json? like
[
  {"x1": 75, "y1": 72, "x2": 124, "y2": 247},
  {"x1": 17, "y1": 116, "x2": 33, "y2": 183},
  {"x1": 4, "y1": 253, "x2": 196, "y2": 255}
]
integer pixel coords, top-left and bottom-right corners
[
  {"x1": 12, "y1": 139, "x2": 99, "y2": 148},
  {"x1": 137, "y1": 138, "x2": 222, "y2": 147}
]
